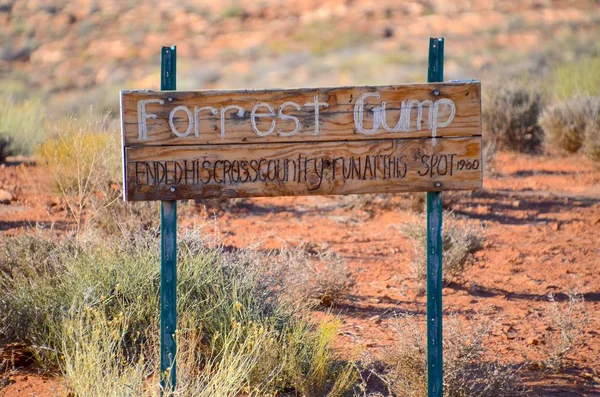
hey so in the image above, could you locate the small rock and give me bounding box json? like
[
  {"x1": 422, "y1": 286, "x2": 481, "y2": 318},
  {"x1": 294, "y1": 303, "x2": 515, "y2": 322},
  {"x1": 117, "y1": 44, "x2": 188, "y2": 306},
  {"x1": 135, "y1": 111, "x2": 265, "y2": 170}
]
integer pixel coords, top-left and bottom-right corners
[
  {"x1": 0, "y1": 189, "x2": 12, "y2": 204},
  {"x1": 551, "y1": 222, "x2": 560, "y2": 231},
  {"x1": 368, "y1": 315, "x2": 382, "y2": 324},
  {"x1": 503, "y1": 325, "x2": 517, "y2": 340},
  {"x1": 46, "y1": 198, "x2": 59, "y2": 207},
  {"x1": 469, "y1": 282, "x2": 480, "y2": 294},
  {"x1": 512, "y1": 200, "x2": 520, "y2": 207},
  {"x1": 527, "y1": 337, "x2": 539, "y2": 346}
]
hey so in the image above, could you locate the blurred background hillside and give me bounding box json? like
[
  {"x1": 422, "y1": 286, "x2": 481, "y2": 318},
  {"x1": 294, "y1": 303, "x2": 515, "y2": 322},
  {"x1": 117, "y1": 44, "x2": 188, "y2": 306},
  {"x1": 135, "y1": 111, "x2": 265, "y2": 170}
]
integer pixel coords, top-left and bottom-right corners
[{"x1": 2, "y1": 0, "x2": 599, "y2": 116}]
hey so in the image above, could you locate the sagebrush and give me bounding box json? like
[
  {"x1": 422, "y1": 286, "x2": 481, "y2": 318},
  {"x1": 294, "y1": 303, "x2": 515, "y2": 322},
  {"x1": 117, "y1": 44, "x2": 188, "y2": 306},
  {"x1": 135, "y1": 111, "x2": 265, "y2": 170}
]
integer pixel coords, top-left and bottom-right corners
[
  {"x1": 552, "y1": 54, "x2": 600, "y2": 98},
  {"x1": 583, "y1": 100, "x2": 600, "y2": 162},
  {"x1": 0, "y1": 230, "x2": 356, "y2": 396},
  {"x1": 379, "y1": 315, "x2": 525, "y2": 397},
  {"x1": 0, "y1": 95, "x2": 45, "y2": 160},
  {"x1": 36, "y1": 111, "x2": 121, "y2": 230},
  {"x1": 401, "y1": 212, "x2": 483, "y2": 286},
  {"x1": 483, "y1": 81, "x2": 544, "y2": 153},
  {"x1": 542, "y1": 292, "x2": 588, "y2": 372},
  {"x1": 540, "y1": 96, "x2": 600, "y2": 154}
]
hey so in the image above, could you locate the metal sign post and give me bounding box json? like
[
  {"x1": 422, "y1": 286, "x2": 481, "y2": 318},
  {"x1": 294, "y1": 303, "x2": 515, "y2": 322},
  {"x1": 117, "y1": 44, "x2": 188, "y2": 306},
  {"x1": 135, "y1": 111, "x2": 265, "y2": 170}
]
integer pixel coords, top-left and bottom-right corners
[
  {"x1": 159, "y1": 45, "x2": 177, "y2": 394},
  {"x1": 426, "y1": 37, "x2": 444, "y2": 397}
]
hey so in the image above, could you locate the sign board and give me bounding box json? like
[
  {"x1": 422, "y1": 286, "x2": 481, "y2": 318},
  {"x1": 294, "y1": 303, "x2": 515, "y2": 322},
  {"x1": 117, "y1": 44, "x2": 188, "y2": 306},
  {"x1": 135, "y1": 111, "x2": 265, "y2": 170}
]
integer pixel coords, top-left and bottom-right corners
[{"x1": 120, "y1": 82, "x2": 482, "y2": 201}]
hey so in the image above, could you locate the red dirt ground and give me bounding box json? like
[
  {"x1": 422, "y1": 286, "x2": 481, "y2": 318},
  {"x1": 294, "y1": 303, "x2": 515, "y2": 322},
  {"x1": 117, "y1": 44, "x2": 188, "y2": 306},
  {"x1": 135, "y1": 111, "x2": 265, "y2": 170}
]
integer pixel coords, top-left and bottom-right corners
[{"x1": 1, "y1": 151, "x2": 599, "y2": 396}]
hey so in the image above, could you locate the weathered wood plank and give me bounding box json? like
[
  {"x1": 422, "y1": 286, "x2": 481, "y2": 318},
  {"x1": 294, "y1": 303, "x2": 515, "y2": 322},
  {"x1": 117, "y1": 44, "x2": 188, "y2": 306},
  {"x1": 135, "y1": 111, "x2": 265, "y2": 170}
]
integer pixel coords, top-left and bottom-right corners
[
  {"x1": 124, "y1": 136, "x2": 482, "y2": 201},
  {"x1": 121, "y1": 82, "x2": 481, "y2": 147}
]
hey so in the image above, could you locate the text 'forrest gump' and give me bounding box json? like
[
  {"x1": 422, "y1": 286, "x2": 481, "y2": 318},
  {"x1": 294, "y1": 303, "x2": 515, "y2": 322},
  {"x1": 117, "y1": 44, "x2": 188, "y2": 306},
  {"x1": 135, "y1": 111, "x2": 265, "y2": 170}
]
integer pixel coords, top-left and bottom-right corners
[{"x1": 136, "y1": 93, "x2": 456, "y2": 140}]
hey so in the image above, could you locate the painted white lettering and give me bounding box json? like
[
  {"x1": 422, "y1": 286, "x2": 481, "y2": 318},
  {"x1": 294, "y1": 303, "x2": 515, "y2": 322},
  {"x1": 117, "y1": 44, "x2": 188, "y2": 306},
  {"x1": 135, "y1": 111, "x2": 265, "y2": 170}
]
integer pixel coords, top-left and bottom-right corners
[
  {"x1": 194, "y1": 106, "x2": 218, "y2": 137},
  {"x1": 379, "y1": 101, "x2": 405, "y2": 133},
  {"x1": 251, "y1": 103, "x2": 276, "y2": 136},
  {"x1": 431, "y1": 98, "x2": 456, "y2": 144},
  {"x1": 354, "y1": 92, "x2": 381, "y2": 135},
  {"x1": 169, "y1": 105, "x2": 194, "y2": 137},
  {"x1": 277, "y1": 101, "x2": 301, "y2": 136},
  {"x1": 404, "y1": 100, "x2": 433, "y2": 131},
  {"x1": 303, "y1": 95, "x2": 329, "y2": 135},
  {"x1": 220, "y1": 105, "x2": 245, "y2": 138},
  {"x1": 137, "y1": 99, "x2": 164, "y2": 140}
]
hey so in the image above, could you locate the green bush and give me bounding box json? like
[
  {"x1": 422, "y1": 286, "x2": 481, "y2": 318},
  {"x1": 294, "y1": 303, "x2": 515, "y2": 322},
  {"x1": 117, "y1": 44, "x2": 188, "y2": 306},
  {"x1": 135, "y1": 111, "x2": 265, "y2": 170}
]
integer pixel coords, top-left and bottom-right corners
[
  {"x1": 540, "y1": 96, "x2": 599, "y2": 153},
  {"x1": 553, "y1": 54, "x2": 600, "y2": 98},
  {"x1": 0, "y1": 95, "x2": 45, "y2": 159},
  {"x1": 0, "y1": 230, "x2": 356, "y2": 395},
  {"x1": 483, "y1": 82, "x2": 545, "y2": 153}
]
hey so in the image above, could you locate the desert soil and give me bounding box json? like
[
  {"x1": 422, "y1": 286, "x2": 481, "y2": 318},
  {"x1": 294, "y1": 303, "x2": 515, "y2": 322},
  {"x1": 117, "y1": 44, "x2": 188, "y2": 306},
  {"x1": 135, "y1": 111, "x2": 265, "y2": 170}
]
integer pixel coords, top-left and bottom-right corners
[{"x1": 0, "y1": 151, "x2": 599, "y2": 396}]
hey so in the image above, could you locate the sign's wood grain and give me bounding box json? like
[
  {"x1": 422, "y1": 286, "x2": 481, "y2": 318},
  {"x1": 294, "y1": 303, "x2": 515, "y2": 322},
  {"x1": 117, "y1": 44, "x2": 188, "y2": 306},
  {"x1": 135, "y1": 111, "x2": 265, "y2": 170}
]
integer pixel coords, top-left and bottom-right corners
[
  {"x1": 121, "y1": 82, "x2": 481, "y2": 147},
  {"x1": 125, "y1": 136, "x2": 481, "y2": 201}
]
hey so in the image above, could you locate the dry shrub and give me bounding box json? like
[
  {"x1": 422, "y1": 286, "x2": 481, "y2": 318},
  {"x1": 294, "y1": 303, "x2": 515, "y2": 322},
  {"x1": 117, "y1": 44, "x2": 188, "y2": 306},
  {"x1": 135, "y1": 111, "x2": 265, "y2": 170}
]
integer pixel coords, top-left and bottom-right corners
[
  {"x1": 280, "y1": 320, "x2": 358, "y2": 397},
  {"x1": 401, "y1": 212, "x2": 483, "y2": 286},
  {"x1": 552, "y1": 54, "x2": 600, "y2": 98},
  {"x1": 269, "y1": 244, "x2": 355, "y2": 307},
  {"x1": 401, "y1": 193, "x2": 426, "y2": 213},
  {"x1": 482, "y1": 140, "x2": 497, "y2": 176},
  {"x1": 91, "y1": 199, "x2": 161, "y2": 238},
  {"x1": 0, "y1": 230, "x2": 357, "y2": 396},
  {"x1": 0, "y1": 95, "x2": 45, "y2": 159},
  {"x1": 540, "y1": 96, "x2": 600, "y2": 153},
  {"x1": 60, "y1": 308, "x2": 147, "y2": 396},
  {"x1": 543, "y1": 292, "x2": 589, "y2": 372},
  {"x1": 37, "y1": 111, "x2": 120, "y2": 230},
  {"x1": 483, "y1": 81, "x2": 544, "y2": 153},
  {"x1": 381, "y1": 315, "x2": 524, "y2": 397},
  {"x1": 582, "y1": 101, "x2": 600, "y2": 162}
]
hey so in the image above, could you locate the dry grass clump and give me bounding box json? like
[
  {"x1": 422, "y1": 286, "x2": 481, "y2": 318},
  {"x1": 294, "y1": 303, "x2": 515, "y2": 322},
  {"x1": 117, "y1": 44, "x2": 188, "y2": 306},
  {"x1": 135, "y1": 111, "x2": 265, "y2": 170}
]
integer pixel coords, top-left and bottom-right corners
[
  {"x1": 0, "y1": 229, "x2": 356, "y2": 396},
  {"x1": 379, "y1": 315, "x2": 524, "y2": 397},
  {"x1": 90, "y1": 198, "x2": 162, "y2": 238},
  {"x1": 582, "y1": 102, "x2": 600, "y2": 162},
  {"x1": 0, "y1": 95, "x2": 45, "y2": 160},
  {"x1": 401, "y1": 193, "x2": 426, "y2": 213},
  {"x1": 60, "y1": 307, "x2": 148, "y2": 396},
  {"x1": 540, "y1": 96, "x2": 600, "y2": 153},
  {"x1": 36, "y1": 111, "x2": 121, "y2": 230},
  {"x1": 269, "y1": 244, "x2": 355, "y2": 307},
  {"x1": 552, "y1": 54, "x2": 600, "y2": 98},
  {"x1": 401, "y1": 212, "x2": 483, "y2": 286},
  {"x1": 542, "y1": 292, "x2": 589, "y2": 372},
  {"x1": 483, "y1": 81, "x2": 545, "y2": 153},
  {"x1": 482, "y1": 140, "x2": 497, "y2": 176}
]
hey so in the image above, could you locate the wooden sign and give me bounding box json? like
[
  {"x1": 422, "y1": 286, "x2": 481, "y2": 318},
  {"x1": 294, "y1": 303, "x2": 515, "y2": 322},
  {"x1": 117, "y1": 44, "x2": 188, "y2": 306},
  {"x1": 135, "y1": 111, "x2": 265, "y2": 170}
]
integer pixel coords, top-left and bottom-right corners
[{"x1": 121, "y1": 82, "x2": 482, "y2": 201}]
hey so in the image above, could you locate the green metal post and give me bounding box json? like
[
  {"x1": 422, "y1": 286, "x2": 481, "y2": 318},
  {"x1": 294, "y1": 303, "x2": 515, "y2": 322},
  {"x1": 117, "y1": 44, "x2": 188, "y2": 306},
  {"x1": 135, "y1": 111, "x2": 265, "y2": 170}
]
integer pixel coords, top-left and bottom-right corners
[
  {"x1": 427, "y1": 37, "x2": 444, "y2": 397},
  {"x1": 160, "y1": 45, "x2": 177, "y2": 394}
]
